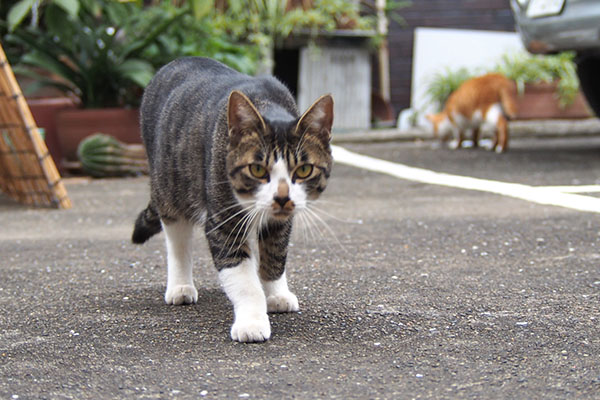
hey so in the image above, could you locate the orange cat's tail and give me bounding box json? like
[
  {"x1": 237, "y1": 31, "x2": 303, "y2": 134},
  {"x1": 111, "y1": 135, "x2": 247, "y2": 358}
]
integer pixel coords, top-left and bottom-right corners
[{"x1": 499, "y1": 85, "x2": 518, "y2": 120}]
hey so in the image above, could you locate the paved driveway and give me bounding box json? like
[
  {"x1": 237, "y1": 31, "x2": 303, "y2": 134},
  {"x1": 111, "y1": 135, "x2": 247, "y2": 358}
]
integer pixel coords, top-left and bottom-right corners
[{"x1": 1, "y1": 136, "x2": 599, "y2": 399}]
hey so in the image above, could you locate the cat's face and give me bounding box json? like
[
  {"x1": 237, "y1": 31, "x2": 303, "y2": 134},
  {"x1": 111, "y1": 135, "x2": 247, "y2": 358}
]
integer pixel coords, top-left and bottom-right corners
[{"x1": 226, "y1": 91, "x2": 333, "y2": 222}]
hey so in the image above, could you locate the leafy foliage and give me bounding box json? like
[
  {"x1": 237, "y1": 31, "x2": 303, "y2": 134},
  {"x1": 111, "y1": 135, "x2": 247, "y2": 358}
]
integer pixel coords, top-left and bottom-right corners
[
  {"x1": 425, "y1": 51, "x2": 580, "y2": 110},
  {"x1": 6, "y1": 0, "x2": 79, "y2": 31},
  {"x1": 495, "y1": 51, "x2": 579, "y2": 107},
  {"x1": 210, "y1": 0, "x2": 376, "y2": 73},
  {"x1": 213, "y1": 0, "x2": 375, "y2": 44},
  {"x1": 3, "y1": 0, "x2": 395, "y2": 106},
  {"x1": 5, "y1": 0, "x2": 185, "y2": 107},
  {"x1": 3, "y1": 0, "x2": 257, "y2": 107},
  {"x1": 425, "y1": 67, "x2": 473, "y2": 112},
  {"x1": 142, "y1": 1, "x2": 257, "y2": 75}
]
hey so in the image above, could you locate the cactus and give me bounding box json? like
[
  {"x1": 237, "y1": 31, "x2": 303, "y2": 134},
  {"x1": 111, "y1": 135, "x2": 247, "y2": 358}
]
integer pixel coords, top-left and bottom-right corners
[{"x1": 77, "y1": 134, "x2": 148, "y2": 177}]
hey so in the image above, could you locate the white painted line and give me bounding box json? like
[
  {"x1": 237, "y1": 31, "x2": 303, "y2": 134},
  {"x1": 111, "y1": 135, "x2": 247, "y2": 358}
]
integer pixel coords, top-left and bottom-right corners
[
  {"x1": 537, "y1": 185, "x2": 600, "y2": 193},
  {"x1": 331, "y1": 145, "x2": 600, "y2": 214}
]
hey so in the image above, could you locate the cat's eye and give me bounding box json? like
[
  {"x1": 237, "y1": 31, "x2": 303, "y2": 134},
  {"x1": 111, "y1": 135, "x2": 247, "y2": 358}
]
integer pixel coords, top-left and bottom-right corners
[
  {"x1": 249, "y1": 164, "x2": 268, "y2": 179},
  {"x1": 294, "y1": 164, "x2": 313, "y2": 180}
]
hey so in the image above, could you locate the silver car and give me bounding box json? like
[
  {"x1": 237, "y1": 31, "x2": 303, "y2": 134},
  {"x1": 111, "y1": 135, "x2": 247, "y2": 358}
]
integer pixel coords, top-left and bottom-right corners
[{"x1": 511, "y1": 0, "x2": 600, "y2": 115}]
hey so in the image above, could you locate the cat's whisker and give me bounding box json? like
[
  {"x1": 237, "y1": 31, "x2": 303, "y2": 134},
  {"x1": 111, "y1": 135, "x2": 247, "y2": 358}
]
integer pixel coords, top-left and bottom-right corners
[
  {"x1": 206, "y1": 207, "x2": 253, "y2": 236},
  {"x1": 228, "y1": 205, "x2": 265, "y2": 255},
  {"x1": 305, "y1": 202, "x2": 349, "y2": 223},
  {"x1": 257, "y1": 208, "x2": 269, "y2": 239},
  {"x1": 299, "y1": 209, "x2": 338, "y2": 256},
  {"x1": 237, "y1": 209, "x2": 261, "y2": 249},
  {"x1": 206, "y1": 203, "x2": 255, "y2": 236},
  {"x1": 209, "y1": 200, "x2": 254, "y2": 220},
  {"x1": 219, "y1": 207, "x2": 257, "y2": 258},
  {"x1": 296, "y1": 208, "x2": 324, "y2": 245},
  {"x1": 303, "y1": 207, "x2": 347, "y2": 254},
  {"x1": 307, "y1": 199, "x2": 343, "y2": 206},
  {"x1": 295, "y1": 210, "x2": 311, "y2": 245}
]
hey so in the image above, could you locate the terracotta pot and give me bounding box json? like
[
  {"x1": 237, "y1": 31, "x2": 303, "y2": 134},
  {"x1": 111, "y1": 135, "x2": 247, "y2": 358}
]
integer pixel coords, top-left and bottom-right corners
[
  {"x1": 515, "y1": 81, "x2": 593, "y2": 120},
  {"x1": 56, "y1": 108, "x2": 141, "y2": 161},
  {"x1": 28, "y1": 97, "x2": 78, "y2": 172}
]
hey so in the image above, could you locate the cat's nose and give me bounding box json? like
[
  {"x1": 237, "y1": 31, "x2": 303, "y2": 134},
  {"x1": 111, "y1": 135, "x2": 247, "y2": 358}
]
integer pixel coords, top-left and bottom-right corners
[
  {"x1": 273, "y1": 180, "x2": 294, "y2": 214},
  {"x1": 274, "y1": 195, "x2": 291, "y2": 208}
]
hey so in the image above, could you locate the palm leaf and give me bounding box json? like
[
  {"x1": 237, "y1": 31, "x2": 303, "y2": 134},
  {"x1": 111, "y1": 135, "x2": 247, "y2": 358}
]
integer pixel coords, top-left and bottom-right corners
[{"x1": 116, "y1": 59, "x2": 155, "y2": 88}]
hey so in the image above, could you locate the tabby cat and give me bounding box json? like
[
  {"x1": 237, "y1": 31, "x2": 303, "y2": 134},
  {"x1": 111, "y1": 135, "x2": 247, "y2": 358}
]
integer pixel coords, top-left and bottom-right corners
[
  {"x1": 132, "y1": 57, "x2": 334, "y2": 342},
  {"x1": 426, "y1": 73, "x2": 518, "y2": 153}
]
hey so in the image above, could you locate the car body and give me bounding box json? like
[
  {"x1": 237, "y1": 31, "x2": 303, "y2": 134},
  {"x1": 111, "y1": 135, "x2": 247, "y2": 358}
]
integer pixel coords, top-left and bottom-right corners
[{"x1": 510, "y1": 0, "x2": 600, "y2": 115}]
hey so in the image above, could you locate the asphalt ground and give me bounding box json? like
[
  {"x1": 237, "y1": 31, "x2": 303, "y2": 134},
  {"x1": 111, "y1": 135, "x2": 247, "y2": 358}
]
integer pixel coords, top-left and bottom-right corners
[{"x1": 1, "y1": 135, "x2": 600, "y2": 399}]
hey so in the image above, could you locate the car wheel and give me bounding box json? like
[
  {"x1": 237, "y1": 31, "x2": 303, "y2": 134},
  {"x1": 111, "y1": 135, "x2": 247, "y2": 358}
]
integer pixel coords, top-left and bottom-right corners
[{"x1": 576, "y1": 54, "x2": 600, "y2": 117}]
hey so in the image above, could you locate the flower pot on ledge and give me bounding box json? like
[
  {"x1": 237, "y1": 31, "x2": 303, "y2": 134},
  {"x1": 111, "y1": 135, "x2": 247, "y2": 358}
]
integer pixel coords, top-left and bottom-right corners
[
  {"x1": 27, "y1": 97, "x2": 78, "y2": 173},
  {"x1": 515, "y1": 81, "x2": 593, "y2": 120},
  {"x1": 55, "y1": 108, "x2": 141, "y2": 162}
]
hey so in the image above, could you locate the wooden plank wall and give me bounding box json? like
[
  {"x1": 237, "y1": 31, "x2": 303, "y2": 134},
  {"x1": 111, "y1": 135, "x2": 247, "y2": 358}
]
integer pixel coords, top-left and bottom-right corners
[
  {"x1": 299, "y1": 46, "x2": 371, "y2": 130},
  {"x1": 386, "y1": 0, "x2": 515, "y2": 115}
]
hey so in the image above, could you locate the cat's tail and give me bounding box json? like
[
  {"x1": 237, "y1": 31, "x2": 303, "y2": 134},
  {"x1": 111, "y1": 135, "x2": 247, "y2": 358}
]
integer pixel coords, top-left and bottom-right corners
[
  {"x1": 132, "y1": 204, "x2": 162, "y2": 244},
  {"x1": 499, "y1": 85, "x2": 518, "y2": 120}
]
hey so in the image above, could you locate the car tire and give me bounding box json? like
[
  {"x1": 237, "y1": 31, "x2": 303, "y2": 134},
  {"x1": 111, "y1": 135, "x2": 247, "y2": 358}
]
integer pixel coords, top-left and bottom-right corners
[{"x1": 576, "y1": 54, "x2": 600, "y2": 117}]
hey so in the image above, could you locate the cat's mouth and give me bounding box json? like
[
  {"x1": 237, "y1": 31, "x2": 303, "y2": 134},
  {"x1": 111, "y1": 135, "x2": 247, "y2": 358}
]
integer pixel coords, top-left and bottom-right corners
[
  {"x1": 272, "y1": 210, "x2": 293, "y2": 220},
  {"x1": 271, "y1": 198, "x2": 295, "y2": 220}
]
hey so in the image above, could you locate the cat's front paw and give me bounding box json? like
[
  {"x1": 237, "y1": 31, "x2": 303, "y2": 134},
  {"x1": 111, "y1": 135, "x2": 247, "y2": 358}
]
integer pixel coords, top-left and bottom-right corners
[
  {"x1": 267, "y1": 292, "x2": 299, "y2": 313},
  {"x1": 165, "y1": 284, "x2": 198, "y2": 305},
  {"x1": 231, "y1": 314, "x2": 271, "y2": 342}
]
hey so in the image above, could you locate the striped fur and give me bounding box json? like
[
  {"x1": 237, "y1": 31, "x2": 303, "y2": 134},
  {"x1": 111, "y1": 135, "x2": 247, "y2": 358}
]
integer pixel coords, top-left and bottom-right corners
[{"x1": 132, "y1": 58, "x2": 333, "y2": 341}]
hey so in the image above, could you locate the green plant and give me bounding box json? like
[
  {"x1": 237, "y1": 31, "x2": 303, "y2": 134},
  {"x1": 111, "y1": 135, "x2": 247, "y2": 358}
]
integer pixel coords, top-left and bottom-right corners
[
  {"x1": 211, "y1": 0, "x2": 376, "y2": 74},
  {"x1": 5, "y1": 0, "x2": 260, "y2": 105},
  {"x1": 77, "y1": 133, "x2": 147, "y2": 177},
  {"x1": 4, "y1": 0, "x2": 186, "y2": 107},
  {"x1": 425, "y1": 67, "x2": 473, "y2": 111},
  {"x1": 494, "y1": 51, "x2": 579, "y2": 107},
  {"x1": 5, "y1": 0, "x2": 79, "y2": 31},
  {"x1": 142, "y1": 1, "x2": 257, "y2": 75},
  {"x1": 425, "y1": 51, "x2": 580, "y2": 111}
]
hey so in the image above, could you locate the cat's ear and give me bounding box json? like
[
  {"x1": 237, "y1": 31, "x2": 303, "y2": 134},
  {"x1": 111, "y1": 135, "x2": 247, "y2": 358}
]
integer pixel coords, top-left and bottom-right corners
[
  {"x1": 296, "y1": 94, "x2": 334, "y2": 145},
  {"x1": 227, "y1": 90, "x2": 266, "y2": 138}
]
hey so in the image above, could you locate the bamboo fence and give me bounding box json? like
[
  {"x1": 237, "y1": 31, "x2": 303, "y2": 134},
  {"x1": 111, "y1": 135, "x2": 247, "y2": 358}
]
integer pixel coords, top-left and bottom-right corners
[{"x1": 0, "y1": 43, "x2": 71, "y2": 209}]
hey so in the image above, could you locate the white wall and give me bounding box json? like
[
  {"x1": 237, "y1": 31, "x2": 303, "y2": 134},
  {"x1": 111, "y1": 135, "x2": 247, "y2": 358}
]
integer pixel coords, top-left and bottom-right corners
[{"x1": 409, "y1": 27, "x2": 524, "y2": 127}]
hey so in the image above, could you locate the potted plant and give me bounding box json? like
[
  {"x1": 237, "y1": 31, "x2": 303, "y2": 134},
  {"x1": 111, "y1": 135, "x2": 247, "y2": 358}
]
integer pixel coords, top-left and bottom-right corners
[
  {"x1": 494, "y1": 52, "x2": 592, "y2": 119},
  {"x1": 425, "y1": 52, "x2": 592, "y2": 119},
  {"x1": 210, "y1": 0, "x2": 376, "y2": 75},
  {"x1": 4, "y1": 0, "x2": 256, "y2": 163},
  {"x1": 4, "y1": 0, "x2": 184, "y2": 161}
]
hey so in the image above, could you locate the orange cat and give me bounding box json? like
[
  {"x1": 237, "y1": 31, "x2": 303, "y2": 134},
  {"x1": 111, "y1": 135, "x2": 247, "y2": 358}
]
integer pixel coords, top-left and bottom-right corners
[{"x1": 426, "y1": 73, "x2": 518, "y2": 153}]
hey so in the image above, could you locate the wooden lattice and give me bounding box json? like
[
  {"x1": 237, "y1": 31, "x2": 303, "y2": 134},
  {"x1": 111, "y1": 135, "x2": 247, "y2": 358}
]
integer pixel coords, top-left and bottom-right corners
[{"x1": 0, "y1": 43, "x2": 71, "y2": 209}]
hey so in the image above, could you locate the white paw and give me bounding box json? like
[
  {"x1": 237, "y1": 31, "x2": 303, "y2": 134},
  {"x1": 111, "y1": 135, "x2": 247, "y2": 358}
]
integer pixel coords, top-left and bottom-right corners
[
  {"x1": 267, "y1": 292, "x2": 299, "y2": 313},
  {"x1": 448, "y1": 140, "x2": 460, "y2": 150},
  {"x1": 495, "y1": 145, "x2": 505, "y2": 153},
  {"x1": 165, "y1": 284, "x2": 198, "y2": 305},
  {"x1": 230, "y1": 314, "x2": 271, "y2": 342},
  {"x1": 481, "y1": 140, "x2": 495, "y2": 151}
]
